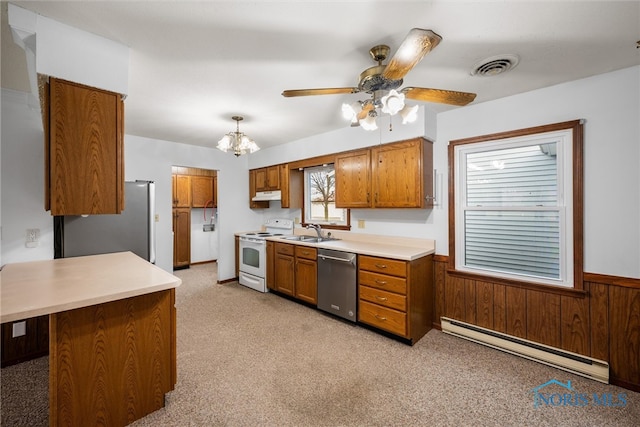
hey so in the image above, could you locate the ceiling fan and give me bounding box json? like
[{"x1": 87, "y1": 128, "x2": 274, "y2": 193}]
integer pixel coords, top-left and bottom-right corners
[{"x1": 282, "y1": 28, "x2": 477, "y2": 129}]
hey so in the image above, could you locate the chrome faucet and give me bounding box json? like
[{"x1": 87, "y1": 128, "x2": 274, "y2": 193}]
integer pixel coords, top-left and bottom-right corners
[{"x1": 305, "y1": 223, "x2": 324, "y2": 239}]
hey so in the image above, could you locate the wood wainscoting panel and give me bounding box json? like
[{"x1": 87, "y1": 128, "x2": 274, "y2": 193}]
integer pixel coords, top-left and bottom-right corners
[
  {"x1": 49, "y1": 289, "x2": 175, "y2": 427},
  {"x1": 464, "y1": 279, "x2": 477, "y2": 324},
  {"x1": 609, "y1": 286, "x2": 640, "y2": 388},
  {"x1": 492, "y1": 283, "x2": 507, "y2": 333},
  {"x1": 588, "y1": 281, "x2": 609, "y2": 361},
  {"x1": 435, "y1": 255, "x2": 640, "y2": 391},
  {"x1": 475, "y1": 281, "x2": 494, "y2": 329},
  {"x1": 526, "y1": 290, "x2": 561, "y2": 348},
  {"x1": 560, "y1": 291, "x2": 590, "y2": 355},
  {"x1": 505, "y1": 286, "x2": 527, "y2": 338},
  {"x1": 444, "y1": 275, "x2": 465, "y2": 320},
  {"x1": 433, "y1": 258, "x2": 447, "y2": 328}
]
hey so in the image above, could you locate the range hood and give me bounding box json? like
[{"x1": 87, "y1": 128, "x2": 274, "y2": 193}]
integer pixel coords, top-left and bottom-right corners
[{"x1": 252, "y1": 190, "x2": 282, "y2": 202}]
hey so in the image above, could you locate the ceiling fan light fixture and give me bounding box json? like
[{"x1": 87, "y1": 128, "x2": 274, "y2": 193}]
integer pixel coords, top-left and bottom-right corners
[
  {"x1": 400, "y1": 104, "x2": 419, "y2": 124},
  {"x1": 217, "y1": 116, "x2": 260, "y2": 157},
  {"x1": 341, "y1": 102, "x2": 360, "y2": 123},
  {"x1": 380, "y1": 89, "x2": 405, "y2": 115},
  {"x1": 359, "y1": 112, "x2": 378, "y2": 131}
]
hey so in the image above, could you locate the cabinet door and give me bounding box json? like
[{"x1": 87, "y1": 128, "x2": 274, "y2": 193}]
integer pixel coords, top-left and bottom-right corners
[
  {"x1": 274, "y1": 254, "x2": 295, "y2": 296},
  {"x1": 255, "y1": 168, "x2": 268, "y2": 192},
  {"x1": 191, "y1": 176, "x2": 214, "y2": 207},
  {"x1": 372, "y1": 139, "x2": 424, "y2": 208},
  {"x1": 335, "y1": 150, "x2": 371, "y2": 208},
  {"x1": 266, "y1": 165, "x2": 280, "y2": 190},
  {"x1": 266, "y1": 241, "x2": 275, "y2": 290},
  {"x1": 173, "y1": 208, "x2": 191, "y2": 268},
  {"x1": 173, "y1": 175, "x2": 191, "y2": 207},
  {"x1": 213, "y1": 173, "x2": 218, "y2": 208},
  {"x1": 48, "y1": 78, "x2": 124, "y2": 215},
  {"x1": 295, "y1": 258, "x2": 317, "y2": 305},
  {"x1": 249, "y1": 169, "x2": 269, "y2": 209}
]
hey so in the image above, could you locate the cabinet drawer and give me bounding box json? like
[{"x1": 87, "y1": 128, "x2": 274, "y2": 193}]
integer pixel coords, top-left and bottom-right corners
[
  {"x1": 358, "y1": 300, "x2": 407, "y2": 337},
  {"x1": 359, "y1": 255, "x2": 407, "y2": 277},
  {"x1": 359, "y1": 270, "x2": 407, "y2": 295},
  {"x1": 275, "y1": 242, "x2": 295, "y2": 256},
  {"x1": 359, "y1": 285, "x2": 406, "y2": 312},
  {"x1": 295, "y1": 245, "x2": 317, "y2": 260}
]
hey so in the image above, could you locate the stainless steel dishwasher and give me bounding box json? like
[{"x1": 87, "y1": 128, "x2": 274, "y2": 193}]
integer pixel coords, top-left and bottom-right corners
[{"x1": 317, "y1": 248, "x2": 357, "y2": 322}]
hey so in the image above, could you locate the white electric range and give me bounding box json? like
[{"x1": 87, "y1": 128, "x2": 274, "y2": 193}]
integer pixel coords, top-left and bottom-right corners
[{"x1": 238, "y1": 218, "x2": 294, "y2": 292}]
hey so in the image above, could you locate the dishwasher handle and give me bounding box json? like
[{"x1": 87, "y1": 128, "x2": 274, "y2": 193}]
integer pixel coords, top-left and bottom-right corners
[{"x1": 318, "y1": 254, "x2": 356, "y2": 264}]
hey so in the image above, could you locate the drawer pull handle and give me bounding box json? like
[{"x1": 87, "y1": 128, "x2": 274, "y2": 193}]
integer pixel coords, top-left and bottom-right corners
[
  {"x1": 375, "y1": 314, "x2": 387, "y2": 321},
  {"x1": 375, "y1": 296, "x2": 388, "y2": 301},
  {"x1": 375, "y1": 264, "x2": 387, "y2": 269},
  {"x1": 375, "y1": 280, "x2": 387, "y2": 285}
]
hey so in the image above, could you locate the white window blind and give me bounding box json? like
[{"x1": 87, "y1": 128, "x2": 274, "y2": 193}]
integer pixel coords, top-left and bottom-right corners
[{"x1": 455, "y1": 130, "x2": 574, "y2": 287}]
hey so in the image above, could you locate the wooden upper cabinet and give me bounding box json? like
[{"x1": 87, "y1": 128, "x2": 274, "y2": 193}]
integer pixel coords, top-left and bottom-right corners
[
  {"x1": 191, "y1": 175, "x2": 214, "y2": 208},
  {"x1": 46, "y1": 77, "x2": 124, "y2": 215},
  {"x1": 372, "y1": 138, "x2": 432, "y2": 208},
  {"x1": 335, "y1": 138, "x2": 433, "y2": 209},
  {"x1": 249, "y1": 169, "x2": 269, "y2": 209},
  {"x1": 335, "y1": 149, "x2": 372, "y2": 208},
  {"x1": 255, "y1": 165, "x2": 280, "y2": 192},
  {"x1": 172, "y1": 175, "x2": 191, "y2": 207}
]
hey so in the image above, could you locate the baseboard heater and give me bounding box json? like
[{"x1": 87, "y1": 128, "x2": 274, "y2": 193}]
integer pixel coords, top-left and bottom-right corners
[{"x1": 440, "y1": 317, "x2": 609, "y2": 383}]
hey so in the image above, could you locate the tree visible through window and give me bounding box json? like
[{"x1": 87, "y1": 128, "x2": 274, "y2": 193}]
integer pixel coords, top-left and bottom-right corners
[{"x1": 304, "y1": 165, "x2": 348, "y2": 227}]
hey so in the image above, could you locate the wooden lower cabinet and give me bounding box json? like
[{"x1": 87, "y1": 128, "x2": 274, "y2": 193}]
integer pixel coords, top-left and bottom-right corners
[
  {"x1": 173, "y1": 208, "x2": 191, "y2": 268},
  {"x1": 273, "y1": 242, "x2": 317, "y2": 304},
  {"x1": 1, "y1": 315, "x2": 49, "y2": 367},
  {"x1": 274, "y1": 243, "x2": 295, "y2": 296},
  {"x1": 358, "y1": 254, "x2": 433, "y2": 344},
  {"x1": 49, "y1": 289, "x2": 176, "y2": 426},
  {"x1": 294, "y1": 245, "x2": 317, "y2": 305}
]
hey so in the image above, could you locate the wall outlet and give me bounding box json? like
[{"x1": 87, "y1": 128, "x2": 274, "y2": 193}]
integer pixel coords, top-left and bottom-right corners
[
  {"x1": 154, "y1": 214, "x2": 160, "y2": 222},
  {"x1": 25, "y1": 228, "x2": 40, "y2": 248},
  {"x1": 358, "y1": 220, "x2": 365, "y2": 229},
  {"x1": 203, "y1": 224, "x2": 215, "y2": 232},
  {"x1": 12, "y1": 321, "x2": 26, "y2": 338}
]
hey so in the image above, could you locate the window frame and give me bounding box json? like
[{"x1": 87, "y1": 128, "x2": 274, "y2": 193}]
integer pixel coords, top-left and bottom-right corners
[
  {"x1": 448, "y1": 120, "x2": 584, "y2": 292},
  {"x1": 301, "y1": 164, "x2": 351, "y2": 231}
]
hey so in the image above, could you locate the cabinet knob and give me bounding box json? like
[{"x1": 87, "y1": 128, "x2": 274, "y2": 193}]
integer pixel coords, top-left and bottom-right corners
[
  {"x1": 374, "y1": 279, "x2": 387, "y2": 285},
  {"x1": 374, "y1": 314, "x2": 387, "y2": 321},
  {"x1": 375, "y1": 296, "x2": 388, "y2": 302},
  {"x1": 375, "y1": 264, "x2": 387, "y2": 269}
]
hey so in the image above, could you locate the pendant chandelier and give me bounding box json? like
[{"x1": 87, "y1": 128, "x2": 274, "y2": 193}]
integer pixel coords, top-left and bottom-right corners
[{"x1": 216, "y1": 116, "x2": 260, "y2": 156}]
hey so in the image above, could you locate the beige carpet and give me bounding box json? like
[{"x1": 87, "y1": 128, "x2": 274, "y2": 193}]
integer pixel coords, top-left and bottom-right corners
[{"x1": 2, "y1": 263, "x2": 638, "y2": 426}]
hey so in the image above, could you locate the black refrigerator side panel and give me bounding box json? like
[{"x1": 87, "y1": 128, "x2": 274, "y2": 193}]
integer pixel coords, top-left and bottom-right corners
[{"x1": 57, "y1": 182, "x2": 153, "y2": 261}]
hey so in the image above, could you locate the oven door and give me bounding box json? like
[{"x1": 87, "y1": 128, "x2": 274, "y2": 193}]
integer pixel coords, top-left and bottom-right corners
[{"x1": 239, "y1": 237, "x2": 266, "y2": 278}]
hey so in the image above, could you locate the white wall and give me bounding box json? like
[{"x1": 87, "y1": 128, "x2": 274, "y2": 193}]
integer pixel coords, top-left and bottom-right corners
[
  {"x1": 247, "y1": 66, "x2": 640, "y2": 279},
  {"x1": 3, "y1": 66, "x2": 638, "y2": 279},
  {"x1": 1, "y1": 88, "x2": 263, "y2": 280}
]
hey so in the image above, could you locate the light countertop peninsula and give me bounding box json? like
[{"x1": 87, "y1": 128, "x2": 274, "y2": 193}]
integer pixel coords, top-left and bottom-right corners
[{"x1": 1, "y1": 251, "x2": 181, "y2": 323}]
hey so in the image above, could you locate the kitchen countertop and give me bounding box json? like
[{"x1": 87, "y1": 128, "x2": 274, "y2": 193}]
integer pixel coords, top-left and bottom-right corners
[
  {"x1": 0, "y1": 251, "x2": 181, "y2": 323},
  {"x1": 264, "y1": 232, "x2": 435, "y2": 261}
]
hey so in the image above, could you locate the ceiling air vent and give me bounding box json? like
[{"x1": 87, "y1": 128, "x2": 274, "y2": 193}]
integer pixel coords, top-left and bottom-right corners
[{"x1": 471, "y1": 54, "x2": 520, "y2": 77}]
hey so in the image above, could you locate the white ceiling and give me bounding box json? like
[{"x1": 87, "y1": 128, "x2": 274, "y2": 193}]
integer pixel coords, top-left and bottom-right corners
[{"x1": 2, "y1": 1, "x2": 639, "y2": 150}]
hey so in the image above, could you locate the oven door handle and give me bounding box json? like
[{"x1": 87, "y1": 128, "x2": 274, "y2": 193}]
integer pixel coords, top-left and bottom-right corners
[{"x1": 239, "y1": 237, "x2": 266, "y2": 244}]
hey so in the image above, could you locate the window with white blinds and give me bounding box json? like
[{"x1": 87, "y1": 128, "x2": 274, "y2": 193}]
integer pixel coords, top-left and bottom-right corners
[{"x1": 454, "y1": 129, "x2": 575, "y2": 287}]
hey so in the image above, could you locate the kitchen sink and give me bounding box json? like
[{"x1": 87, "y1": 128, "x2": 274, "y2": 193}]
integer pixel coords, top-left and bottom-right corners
[{"x1": 280, "y1": 235, "x2": 340, "y2": 243}]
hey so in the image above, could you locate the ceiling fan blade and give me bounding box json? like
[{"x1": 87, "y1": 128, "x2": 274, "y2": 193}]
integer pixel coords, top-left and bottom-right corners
[
  {"x1": 356, "y1": 103, "x2": 374, "y2": 120},
  {"x1": 403, "y1": 87, "x2": 477, "y2": 106},
  {"x1": 383, "y1": 28, "x2": 442, "y2": 81},
  {"x1": 282, "y1": 88, "x2": 359, "y2": 97}
]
